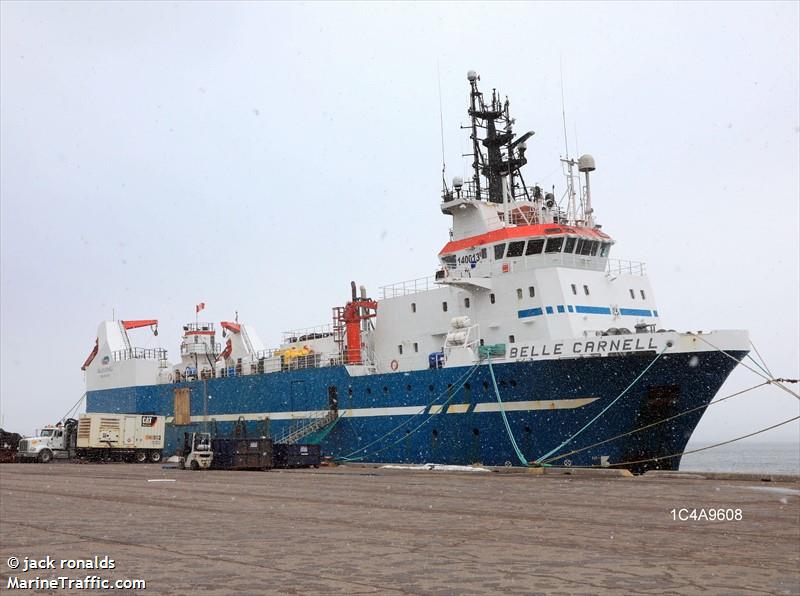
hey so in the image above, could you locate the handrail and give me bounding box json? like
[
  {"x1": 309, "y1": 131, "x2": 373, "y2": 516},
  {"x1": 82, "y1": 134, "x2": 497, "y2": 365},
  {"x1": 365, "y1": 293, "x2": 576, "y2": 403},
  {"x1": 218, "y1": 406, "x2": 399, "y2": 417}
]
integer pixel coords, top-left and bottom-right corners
[
  {"x1": 112, "y1": 348, "x2": 168, "y2": 362},
  {"x1": 379, "y1": 276, "x2": 437, "y2": 299}
]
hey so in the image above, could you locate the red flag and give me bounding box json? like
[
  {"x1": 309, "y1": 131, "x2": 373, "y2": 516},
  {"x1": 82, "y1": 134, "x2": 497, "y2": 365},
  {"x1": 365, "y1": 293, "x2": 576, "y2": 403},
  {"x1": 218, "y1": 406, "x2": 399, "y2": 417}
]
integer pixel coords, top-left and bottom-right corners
[{"x1": 196, "y1": 302, "x2": 205, "y2": 314}]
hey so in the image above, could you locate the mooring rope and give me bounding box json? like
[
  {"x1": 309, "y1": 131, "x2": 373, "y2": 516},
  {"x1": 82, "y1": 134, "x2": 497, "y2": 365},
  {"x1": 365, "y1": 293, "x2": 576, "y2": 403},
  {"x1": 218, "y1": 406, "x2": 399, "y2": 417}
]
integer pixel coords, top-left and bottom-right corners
[
  {"x1": 533, "y1": 347, "x2": 668, "y2": 464},
  {"x1": 336, "y1": 362, "x2": 481, "y2": 461},
  {"x1": 749, "y1": 340, "x2": 775, "y2": 378},
  {"x1": 485, "y1": 355, "x2": 529, "y2": 467},
  {"x1": 540, "y1": 381, "x2": 769, "y2": 465},
  {"x1": 59, "y1": 393, "x2": 86, "y2": 423},
  {"x1": 694, "y1": 334, "x2": 800, "y2": 400},
  {"x1": 568, "y1": 415, "x2": 800, "y2": 470}
]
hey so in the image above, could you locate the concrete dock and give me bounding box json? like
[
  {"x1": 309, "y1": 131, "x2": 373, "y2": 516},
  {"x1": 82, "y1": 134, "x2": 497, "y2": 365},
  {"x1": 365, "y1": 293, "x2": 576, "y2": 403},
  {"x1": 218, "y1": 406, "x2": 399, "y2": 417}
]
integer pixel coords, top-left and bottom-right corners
[{"x1": 1, "y1": 463, "x2": 798, "y2": 594}]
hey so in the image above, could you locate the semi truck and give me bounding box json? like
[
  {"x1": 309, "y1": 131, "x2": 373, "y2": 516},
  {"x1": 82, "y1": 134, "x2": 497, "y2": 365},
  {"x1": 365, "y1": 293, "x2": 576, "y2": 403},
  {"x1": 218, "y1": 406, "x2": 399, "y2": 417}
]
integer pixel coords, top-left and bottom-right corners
[{"x1": 17, "y1": 413, "x2": 165, "y2": 463}]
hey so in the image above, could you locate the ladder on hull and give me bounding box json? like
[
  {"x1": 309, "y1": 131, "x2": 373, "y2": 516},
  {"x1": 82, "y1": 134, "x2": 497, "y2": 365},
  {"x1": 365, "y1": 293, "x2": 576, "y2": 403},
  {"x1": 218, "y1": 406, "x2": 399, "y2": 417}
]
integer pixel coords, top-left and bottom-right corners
[{"x1": 274, "y1": 410, "x2": 338, "y2": 445}]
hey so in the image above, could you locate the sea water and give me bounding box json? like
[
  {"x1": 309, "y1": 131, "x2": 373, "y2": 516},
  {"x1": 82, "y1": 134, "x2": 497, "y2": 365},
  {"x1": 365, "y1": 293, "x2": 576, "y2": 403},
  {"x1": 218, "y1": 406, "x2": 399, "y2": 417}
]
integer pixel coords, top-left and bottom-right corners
[{"x1": 679, "y1": 441, "x2": 799, "y2": 475}]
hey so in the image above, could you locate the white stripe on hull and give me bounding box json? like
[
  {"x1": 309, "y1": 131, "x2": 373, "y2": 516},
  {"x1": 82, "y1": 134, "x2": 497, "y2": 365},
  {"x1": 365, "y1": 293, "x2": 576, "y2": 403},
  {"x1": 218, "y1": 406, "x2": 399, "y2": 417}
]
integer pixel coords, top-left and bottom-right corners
[{"x1": 165, "y1": 398, "x2": 598, "y2": 424}]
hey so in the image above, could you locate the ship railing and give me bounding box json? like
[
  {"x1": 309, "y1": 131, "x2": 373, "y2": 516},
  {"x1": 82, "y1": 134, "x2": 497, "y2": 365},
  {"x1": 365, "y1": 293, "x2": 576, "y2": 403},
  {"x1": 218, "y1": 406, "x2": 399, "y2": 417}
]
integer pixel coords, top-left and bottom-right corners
[
  {"x1": 282, "y1": 323, "x2": 334, "y2": 344},
  {"x1": 379, "y1": 276, "x2": 437, "y2": 299},
  {"x1": 606, "y1": 258, "x2": 647, "y2": 276},
  {"x1": 111, "y1": 348, "x2": 168, "y2": 363},
  {"x1": 180, "y1": 342, "x2": 221, "y2": 357}
]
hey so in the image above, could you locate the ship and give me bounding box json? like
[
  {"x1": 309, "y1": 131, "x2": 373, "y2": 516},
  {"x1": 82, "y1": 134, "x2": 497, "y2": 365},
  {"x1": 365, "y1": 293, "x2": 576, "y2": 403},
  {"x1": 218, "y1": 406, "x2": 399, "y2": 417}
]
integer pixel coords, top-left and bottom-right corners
[{"x1": 82, "y1": 71, "x2": 749, "y2": 472}]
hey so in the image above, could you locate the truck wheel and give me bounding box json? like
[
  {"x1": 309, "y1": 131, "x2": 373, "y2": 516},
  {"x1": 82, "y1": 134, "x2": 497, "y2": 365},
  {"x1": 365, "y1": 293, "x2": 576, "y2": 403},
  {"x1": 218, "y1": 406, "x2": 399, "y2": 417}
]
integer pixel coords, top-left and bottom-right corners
[
  {"x1": 38, "y1": 449, "x2": 53, "y2": 464},
  {"x1": 190, "y1": 460, "x2": 199, "y2": 471},
  {"x1": 134, "y1": 450, "x2": 148, "y2": 463},
  {"x1": 148, "y1": 450, "x2": 162, "y2": 464}
]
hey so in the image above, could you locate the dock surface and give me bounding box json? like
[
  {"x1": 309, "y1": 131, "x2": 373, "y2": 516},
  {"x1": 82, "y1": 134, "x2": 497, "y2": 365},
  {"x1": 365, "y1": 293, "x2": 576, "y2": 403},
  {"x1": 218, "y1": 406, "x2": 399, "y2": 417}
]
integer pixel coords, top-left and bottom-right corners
[{"x1": 1, "y1": 463, "x2": 798, "y2": 594}]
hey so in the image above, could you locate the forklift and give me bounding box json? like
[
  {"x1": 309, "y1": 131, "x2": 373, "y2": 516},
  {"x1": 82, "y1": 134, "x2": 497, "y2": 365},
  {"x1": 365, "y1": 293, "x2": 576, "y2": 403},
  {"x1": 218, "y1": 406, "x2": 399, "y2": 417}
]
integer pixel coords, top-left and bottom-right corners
[{"x1": 179, "y1": 432, "x2": 213, "y2": 470}]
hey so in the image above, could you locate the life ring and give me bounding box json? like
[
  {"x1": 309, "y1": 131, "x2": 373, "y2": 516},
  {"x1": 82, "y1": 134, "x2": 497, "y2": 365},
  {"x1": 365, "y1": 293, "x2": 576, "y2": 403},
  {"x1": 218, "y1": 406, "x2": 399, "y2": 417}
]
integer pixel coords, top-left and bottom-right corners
[{"x1": 390, "y1": 359, "x2": 399, "y2": 371}]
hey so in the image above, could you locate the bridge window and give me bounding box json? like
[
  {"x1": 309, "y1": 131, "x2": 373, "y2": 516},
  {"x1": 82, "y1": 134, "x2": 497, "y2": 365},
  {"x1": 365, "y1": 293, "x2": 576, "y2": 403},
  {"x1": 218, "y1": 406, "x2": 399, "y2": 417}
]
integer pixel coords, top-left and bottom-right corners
[
  {"x1": 526, "y1": 239, "x2": 544, "y2": 255},
  {"x1": 590, "y1": 241, "x2": 600, "y2": 256},
  {"x1": 640, "y1": 290, "x2": 647, "y2": 299},
  {"x1": 545, "y1": 237, "x2": 564, "y2": 253},
  {"x1": 507, "y1": 241, "x2": 525, "y2": 258},
  {"x1": 494, "y1": 243, "x2": 506, "y2": 259},
  {"x1": 564, "y1": 237, "x2": 577, "y2": 253},
  {"x1": 600, "y1": 242, "x2": 610, "y2": 257},
  {"x1": 464, "y1": 297, "x2": 470, "y2": 308},
  {"x1": 579, "y1": 239, "x2": 592, "y2": 255},
  {"x1": 528, "y1": 286, "x2": 535, "y2": 297},
  {"x1": 516, "y1": 288, "x2": 523, "y2": 300}
]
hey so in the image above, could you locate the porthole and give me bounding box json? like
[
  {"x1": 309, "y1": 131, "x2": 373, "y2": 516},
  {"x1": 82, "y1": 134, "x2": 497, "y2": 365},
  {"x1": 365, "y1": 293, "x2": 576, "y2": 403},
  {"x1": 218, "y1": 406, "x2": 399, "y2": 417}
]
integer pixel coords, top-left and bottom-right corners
[
  {"x1": 366, "y1": 387, "x2": 372, "y2": 395},
  {"x1": 584, "y1": 285, "x2": 590, "y2": 296},
  {"x1": 411, "y1": 302, "x2": 417, "y2": 313},
  {"x1": 490, "y1": 293, "x2": 496, "y2": 304},
  {"x1": 383, "y1": 386, "x2": 389, "y2": 394},
  {"x1": 571, "y1": 284, "x2": 577, "y2": 295},
  {"x1": 464, "y1": 297, "x2": 470, "y2": 308},
  {"x1": 406, "y1": 384, "x2": 412, "y2": 392},
  {"x1": 629, "y1": 289, "x2": 635, "y2": 299},
  {"x1": 510, "y1": 380, "x2": 517, "y2": 388},
  {"x1": 516, "y1": 288, "x2": 523, "y2": 300},
  {"x1": 442, "y1": 301, "x2": 448, "y2": 312},
  {"x1": 428, "y1": 384, "x2": 435, "y2": 392},
  {"x1": 640, "y1": 289, "x2": 646, "y2": 300},
  {"x1": 472, "y1": 428, "x2": 480, "y2": 436},
  {"x1": 509, "y1": 335, "x2": 515, "y2": 344}
]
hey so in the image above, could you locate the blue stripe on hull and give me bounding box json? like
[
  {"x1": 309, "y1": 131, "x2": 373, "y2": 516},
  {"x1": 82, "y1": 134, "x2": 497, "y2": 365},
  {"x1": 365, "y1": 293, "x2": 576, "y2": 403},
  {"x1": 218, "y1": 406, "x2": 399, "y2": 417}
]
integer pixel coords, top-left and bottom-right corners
[{"x1": 86, "y1": 350, "x2": 746, "y2": 472}]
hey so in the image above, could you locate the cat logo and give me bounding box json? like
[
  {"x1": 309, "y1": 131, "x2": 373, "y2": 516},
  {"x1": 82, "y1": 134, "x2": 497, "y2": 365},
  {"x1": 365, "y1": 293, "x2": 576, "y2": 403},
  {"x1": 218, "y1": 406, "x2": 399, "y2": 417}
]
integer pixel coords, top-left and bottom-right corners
[{"x1": 141, "y1": 416, "x2": 157, "y2": 427}]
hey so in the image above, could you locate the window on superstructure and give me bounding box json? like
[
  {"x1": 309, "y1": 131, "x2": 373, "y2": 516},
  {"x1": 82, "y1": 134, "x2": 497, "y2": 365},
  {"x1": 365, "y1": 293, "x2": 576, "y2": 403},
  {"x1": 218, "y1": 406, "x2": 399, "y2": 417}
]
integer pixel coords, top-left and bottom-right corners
[
  {"x1": 442, "y1": 255, "x2": 457, "y2": 268},
  {"x1": 528, "y1": 286, "x2": 535, "y2": 297},
  {"x1": 494, "y1": 243, "x2": 506, "y2": 259},
  {"x1": 516, "y1": 288, "x2": 523, "y2": 300},
  {"x1": 398, "y1": 345, "x2": 403, "y2": 355},
  {"x1": 442, "y1": 301, "x2": 448, "y2": 312},
  {"x1": 526, "y1": 239, "x2": 544, "y2": 255},
  {"x1": 584, "y1": 285, "x2": 590, "y2": 296},
  {"x1": 490, "y1": 293, "x2": 496, "y2": 304},
  {"x1": 564, "y1": 237, "x2": 577, "y2": 253},
  {"x1": 571, "y1": 284, "x2": 577, "y2": 295},
  {"x1": 590, "y1": 241, "x2": 600, "y2": 256},
  {"x1": 464, "y1": 297, "x2": 470, "y2": 308},
  {"x1": 507, "y1": 241, "x2": 525, "y2": 258},
  {"x1": 481, "y1": 248, "x2": 488, "y2": 259},
  {"x1": 413, "y1": 343, "x2": 419, "y2": 353},
  {"x1": 600, "y1": 242, "x2": 610, "y2": 257},
  {"x1": 579, "y1": 239, "x2": 593, "y2": 256},
  {"x1": 545, "y1": 237, "x2": 564, "y2": 253},
  {"x1": 509, "y1": 335, "x2": 515, "y2": 344},
  {"x1": 411, "y1": 302, "x2": 416, "y2": 313},
  {"x1": 630, "y1": 289, "x2": 635, "y2": 299},
  {"x1": 640, "y1": 290, "x2": 647, "y2": 300}
]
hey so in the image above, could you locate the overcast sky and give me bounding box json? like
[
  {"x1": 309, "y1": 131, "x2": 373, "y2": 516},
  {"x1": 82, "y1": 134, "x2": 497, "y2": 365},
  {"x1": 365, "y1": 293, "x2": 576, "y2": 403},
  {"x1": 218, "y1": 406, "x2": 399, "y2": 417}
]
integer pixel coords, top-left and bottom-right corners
[{"x1": 1, "y1": 1, "x2": 798, "y2": 445}]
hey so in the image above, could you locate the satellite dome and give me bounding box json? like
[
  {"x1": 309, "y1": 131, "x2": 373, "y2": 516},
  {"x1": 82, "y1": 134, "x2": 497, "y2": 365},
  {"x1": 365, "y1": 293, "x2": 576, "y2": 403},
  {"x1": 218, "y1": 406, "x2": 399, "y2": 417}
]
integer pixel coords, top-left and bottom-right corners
[
  {"x1": 578, "y1": 154, "x2": 596, "y2": 172},
  {"x1": 452, "y1": 176, "x2": 463, "y2": 188},
  {"x1": 467, "y1": 70, "x2": 478, "y2": 82}
]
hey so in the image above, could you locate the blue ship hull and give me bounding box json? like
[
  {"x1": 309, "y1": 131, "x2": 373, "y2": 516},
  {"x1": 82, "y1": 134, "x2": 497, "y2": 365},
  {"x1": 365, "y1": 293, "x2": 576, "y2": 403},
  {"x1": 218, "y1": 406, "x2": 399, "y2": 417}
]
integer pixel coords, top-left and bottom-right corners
[{"x1": 86, "y1": 350, "x2": 745, "y2": 472}]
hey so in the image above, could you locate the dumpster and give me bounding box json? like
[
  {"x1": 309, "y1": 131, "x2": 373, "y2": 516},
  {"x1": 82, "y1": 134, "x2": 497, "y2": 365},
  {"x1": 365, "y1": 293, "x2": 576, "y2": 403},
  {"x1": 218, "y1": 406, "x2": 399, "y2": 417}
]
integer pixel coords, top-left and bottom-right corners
[
  {"x1": 211, "y1": 437, "x2": 273, "y2": 470},
  {"x1": 273, "y1": 443, "x2": 321, "y2": 468}
]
